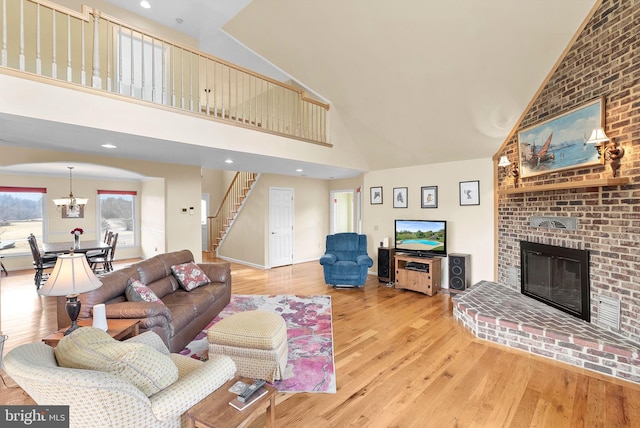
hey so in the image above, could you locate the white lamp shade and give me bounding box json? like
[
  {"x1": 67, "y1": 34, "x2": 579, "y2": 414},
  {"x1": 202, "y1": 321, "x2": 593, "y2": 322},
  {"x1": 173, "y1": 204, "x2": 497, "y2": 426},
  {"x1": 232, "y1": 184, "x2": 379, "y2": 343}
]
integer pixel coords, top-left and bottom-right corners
[
  {"x1": 38, "y1": 253, "x2": 102, "y2": 296},
  {"x1": 586, "y1": 128, "x2": 609, "y2": 144},
  {"x1": 53, "y1": 197, "x2": 88, "y2": 207},
  {"x1": 498, "y1": 156, "x2": 511, "y2": 167}
]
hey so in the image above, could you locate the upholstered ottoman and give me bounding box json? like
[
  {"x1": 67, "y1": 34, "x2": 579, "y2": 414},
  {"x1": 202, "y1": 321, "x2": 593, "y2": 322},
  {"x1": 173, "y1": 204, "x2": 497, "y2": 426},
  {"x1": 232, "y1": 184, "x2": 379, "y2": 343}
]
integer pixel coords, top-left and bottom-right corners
[{"x1": 207, "y1": 310, "x2": 288, "y2": 382}]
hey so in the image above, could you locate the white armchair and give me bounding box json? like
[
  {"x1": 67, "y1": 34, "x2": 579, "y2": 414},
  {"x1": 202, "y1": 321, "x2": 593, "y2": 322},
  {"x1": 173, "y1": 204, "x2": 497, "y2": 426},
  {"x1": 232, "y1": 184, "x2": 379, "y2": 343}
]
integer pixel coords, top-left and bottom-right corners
[{"x1": 3, "y1": 331, "x2": 237, "y2": 428}]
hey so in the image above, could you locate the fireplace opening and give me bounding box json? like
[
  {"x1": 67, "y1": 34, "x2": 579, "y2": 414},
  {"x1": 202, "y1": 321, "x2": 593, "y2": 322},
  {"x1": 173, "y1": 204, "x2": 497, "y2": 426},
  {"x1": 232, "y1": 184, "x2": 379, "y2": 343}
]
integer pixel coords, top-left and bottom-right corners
[{"x1": 520, "y1": 241, "x2": 590, "y2": 322}]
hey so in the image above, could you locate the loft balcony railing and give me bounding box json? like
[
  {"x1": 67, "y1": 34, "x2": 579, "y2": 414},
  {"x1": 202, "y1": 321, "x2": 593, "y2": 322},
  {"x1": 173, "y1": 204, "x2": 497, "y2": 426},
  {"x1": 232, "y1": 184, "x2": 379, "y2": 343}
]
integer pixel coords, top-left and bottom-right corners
[{"x1": 0, "y1": 0, "x2": 330, "y2": 145}]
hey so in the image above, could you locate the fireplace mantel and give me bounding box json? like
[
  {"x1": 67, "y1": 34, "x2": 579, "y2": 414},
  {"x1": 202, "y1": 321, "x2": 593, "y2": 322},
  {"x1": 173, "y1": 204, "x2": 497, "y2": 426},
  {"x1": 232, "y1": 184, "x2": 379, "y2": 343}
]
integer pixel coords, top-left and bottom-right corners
[{"x1": 498, "y1": 177, "x2": 629, "y2": 195}]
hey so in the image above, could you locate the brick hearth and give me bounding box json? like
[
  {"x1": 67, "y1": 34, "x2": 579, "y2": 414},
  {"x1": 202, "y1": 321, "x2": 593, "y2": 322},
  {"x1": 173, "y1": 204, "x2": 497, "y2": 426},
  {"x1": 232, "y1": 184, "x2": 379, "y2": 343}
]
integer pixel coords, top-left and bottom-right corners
[{"x1": 453, "y1": 281, "x2": 640, "y2": 385}]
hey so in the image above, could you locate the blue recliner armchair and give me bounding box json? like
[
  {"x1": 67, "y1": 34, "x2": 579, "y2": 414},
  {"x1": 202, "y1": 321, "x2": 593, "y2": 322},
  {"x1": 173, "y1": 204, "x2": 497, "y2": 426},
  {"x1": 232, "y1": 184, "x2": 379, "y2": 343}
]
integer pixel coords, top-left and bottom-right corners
[{"x1": 319, "y1": 233, "x2": 374, "y2": 287}]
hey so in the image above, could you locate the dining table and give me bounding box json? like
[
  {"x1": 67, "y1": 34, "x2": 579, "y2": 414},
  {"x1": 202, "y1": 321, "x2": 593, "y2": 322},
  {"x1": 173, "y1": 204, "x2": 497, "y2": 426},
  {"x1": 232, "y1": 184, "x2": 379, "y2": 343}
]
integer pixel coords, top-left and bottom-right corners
[{"x1": 43, "y1": 240, "x2": 110, "y2": 255}]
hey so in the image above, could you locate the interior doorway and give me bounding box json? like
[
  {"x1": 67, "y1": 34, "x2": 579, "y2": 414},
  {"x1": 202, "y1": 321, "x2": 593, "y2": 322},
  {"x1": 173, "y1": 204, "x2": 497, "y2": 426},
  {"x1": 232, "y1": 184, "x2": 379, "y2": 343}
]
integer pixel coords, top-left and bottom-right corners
[
  {"x1": 201, "y1": 193, "x2": 209, "y2": 251},
  {"x1": 330, "y1": 189, "x2": 355, "y2": 234}
]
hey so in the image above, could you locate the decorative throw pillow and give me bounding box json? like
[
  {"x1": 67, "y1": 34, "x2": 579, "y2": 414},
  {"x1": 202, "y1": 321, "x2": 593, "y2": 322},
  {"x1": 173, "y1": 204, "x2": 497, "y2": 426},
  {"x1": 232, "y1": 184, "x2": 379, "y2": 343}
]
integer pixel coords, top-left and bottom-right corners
[
  {"x1": 171, "y1": 262, "x2": 211, "y2": 291},
  {"x1": 125, "y1": 278, "x2": 164, "y2": 304},
  {"x1": 55, "y1": 327, "x2": 178, "y2": 397}
]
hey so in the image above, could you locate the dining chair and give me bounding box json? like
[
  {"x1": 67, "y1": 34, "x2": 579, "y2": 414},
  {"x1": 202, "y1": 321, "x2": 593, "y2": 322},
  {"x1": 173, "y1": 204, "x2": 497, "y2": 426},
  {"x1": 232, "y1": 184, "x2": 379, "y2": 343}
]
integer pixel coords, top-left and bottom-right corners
[
  {"x1": 88, "y1": 232, "x2": 118, "y2": 273},
  {"x1": 86, "y1": 230, "x2": 112, "y2": 259},
  {"x1": 27, "y1": 233, "x2": 58, "y2": 289}
]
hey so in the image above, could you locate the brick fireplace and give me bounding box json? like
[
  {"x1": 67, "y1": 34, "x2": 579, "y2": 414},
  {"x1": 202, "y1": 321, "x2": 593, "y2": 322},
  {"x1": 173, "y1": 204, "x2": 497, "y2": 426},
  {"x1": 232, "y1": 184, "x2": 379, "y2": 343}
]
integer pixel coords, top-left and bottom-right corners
[
  {"x1": 478, "y1": 0, "x2": 640, "y2": 384},
  {"x1": 452, "y1": 281, "x2": 640, "y2": 384}
]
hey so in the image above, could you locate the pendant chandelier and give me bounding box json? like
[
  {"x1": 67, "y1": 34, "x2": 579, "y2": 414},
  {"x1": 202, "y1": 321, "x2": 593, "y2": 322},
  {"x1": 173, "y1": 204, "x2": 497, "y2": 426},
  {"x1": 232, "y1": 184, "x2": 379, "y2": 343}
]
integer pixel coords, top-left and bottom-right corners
[{"x1": 53, "y1": 166, "x2": 88, "y2": 209}]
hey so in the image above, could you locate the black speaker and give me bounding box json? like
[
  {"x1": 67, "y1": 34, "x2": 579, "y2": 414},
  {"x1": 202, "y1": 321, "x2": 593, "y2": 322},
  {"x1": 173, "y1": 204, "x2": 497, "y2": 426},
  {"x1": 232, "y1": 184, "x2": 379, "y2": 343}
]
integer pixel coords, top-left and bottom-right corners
[
  {"x1": 378, "y1": 247, "x2": 395, "y2": 283},
  {"x1": 448, "y1": 253, "x2": 470, "y2": 293}
]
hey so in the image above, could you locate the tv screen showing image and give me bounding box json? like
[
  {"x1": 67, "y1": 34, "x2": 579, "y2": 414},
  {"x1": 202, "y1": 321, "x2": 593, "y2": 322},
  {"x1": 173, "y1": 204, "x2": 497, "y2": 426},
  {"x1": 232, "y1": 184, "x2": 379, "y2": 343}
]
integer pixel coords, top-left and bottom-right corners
[{"x1": 394, "y1": 219, "x2": 447, "y2": 257}]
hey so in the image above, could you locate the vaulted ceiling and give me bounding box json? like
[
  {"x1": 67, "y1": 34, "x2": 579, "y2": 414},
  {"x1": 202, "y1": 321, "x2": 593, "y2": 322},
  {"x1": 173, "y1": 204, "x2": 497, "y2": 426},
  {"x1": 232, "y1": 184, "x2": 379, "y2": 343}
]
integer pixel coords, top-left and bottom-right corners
[
  {"x1": 1, "y1": 0, "x2": 599, "y2": 178},
  {"x1": 107, "y1": 0, "x2": 598, "y2": 172}
]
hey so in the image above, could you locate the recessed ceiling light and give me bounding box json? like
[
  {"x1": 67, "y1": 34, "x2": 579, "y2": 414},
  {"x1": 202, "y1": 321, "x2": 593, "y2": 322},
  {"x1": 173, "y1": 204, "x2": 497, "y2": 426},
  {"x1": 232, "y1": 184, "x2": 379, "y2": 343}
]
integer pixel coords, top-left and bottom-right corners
[
  {"x1": 224, "y1": 159, "x2": 234, "y2": 164},
  {"x1": 140, "y1": 1, "x2": 151, "y2": 9},
  {"x1": 296, "y1": 168, "x2": 303, "y2": 172},
  {"x1": 101, "y1": 143, "x2": 117, "y2": 149}
]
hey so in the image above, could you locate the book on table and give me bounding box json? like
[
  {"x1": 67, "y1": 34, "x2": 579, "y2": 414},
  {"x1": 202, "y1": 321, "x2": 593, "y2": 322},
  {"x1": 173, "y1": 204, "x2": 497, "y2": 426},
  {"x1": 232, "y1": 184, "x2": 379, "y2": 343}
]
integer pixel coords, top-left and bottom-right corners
[{"x1": 228, "y1": 387, "x2": 268, "y2": 411}]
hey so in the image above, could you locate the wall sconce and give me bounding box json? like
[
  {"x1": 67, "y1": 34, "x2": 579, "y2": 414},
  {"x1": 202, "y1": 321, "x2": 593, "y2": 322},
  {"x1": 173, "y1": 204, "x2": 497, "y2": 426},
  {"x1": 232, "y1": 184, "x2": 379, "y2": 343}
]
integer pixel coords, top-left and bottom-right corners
[
  {"x1": 498, "y1": 156, "x2": 519, "y2": 187},
  {"x1": 586, "y1": 127, "x2": 625, "y2": 177}
]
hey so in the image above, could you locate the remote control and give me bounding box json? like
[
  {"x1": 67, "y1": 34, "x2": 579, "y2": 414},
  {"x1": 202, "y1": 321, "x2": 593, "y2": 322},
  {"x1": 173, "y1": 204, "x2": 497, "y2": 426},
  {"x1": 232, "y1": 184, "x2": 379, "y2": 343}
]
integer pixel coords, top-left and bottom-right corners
[{"x1": 237, "y1": 379, "x2": 266, "y2": 402}]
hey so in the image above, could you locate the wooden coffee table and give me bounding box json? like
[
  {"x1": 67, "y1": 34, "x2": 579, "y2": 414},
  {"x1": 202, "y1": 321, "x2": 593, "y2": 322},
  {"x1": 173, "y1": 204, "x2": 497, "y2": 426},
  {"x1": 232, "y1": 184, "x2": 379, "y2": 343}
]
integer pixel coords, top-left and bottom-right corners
[
  {"x1": 42, "y1": 318, "x2": 140, "y2": 347},
  {"x1": 187, "y1": 376, "x2": 277, "y2": 428}
]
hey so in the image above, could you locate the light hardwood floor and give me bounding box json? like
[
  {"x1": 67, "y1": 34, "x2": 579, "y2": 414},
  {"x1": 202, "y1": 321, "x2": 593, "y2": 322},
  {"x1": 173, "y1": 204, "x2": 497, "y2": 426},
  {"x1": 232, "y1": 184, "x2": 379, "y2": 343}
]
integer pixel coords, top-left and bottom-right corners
[{"x1": 1, "y1": 255, "x2": 639, "y2": 427}]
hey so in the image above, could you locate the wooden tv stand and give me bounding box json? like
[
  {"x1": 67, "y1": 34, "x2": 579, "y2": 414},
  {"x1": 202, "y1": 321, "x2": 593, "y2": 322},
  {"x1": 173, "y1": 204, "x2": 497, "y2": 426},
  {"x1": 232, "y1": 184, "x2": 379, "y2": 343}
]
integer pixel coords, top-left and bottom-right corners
[{"x1": 394, "y1": 253, "x2": 442, "y2": 296}]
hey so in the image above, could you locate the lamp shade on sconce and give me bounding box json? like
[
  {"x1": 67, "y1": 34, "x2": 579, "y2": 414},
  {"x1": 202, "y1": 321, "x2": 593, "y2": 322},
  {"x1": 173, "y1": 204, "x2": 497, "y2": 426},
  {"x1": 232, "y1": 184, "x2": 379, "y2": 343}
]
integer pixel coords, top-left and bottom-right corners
[
  {"x1": 586, "y1": 128, "x2": 610, "y2": 144},
  {"x1": 498, "y1": 156, "x2": 511, "y2": 167}
]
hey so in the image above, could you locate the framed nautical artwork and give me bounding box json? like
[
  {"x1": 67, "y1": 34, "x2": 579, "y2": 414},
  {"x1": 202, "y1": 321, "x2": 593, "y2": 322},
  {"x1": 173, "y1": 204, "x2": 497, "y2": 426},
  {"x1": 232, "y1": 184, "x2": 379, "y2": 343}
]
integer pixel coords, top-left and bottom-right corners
[{"x1": 517, "y1": 97, "x2": 605, "y2": 178}]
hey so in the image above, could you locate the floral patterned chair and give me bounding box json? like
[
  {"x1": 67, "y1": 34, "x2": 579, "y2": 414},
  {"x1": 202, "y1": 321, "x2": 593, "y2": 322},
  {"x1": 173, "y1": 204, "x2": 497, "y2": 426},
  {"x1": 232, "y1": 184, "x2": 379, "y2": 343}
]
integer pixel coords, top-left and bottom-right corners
[{"x1": 3, "y1": 329, "x2": 237, "y2": 428}]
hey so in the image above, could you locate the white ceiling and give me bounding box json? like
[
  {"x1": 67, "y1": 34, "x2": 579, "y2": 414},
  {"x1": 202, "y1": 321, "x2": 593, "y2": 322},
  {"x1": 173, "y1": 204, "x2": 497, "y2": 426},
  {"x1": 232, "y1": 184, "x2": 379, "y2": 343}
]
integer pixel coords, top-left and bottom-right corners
[{"x1": 1, "y1": 0, "x2": 598, "y2": 179}]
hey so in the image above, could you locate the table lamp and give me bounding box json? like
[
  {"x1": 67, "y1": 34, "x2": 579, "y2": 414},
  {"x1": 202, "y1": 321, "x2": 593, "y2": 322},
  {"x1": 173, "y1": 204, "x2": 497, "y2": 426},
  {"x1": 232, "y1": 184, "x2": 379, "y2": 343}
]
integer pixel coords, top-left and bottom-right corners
[{"x1": 38, "y1": 252, "x2": 103, "y2": 335}]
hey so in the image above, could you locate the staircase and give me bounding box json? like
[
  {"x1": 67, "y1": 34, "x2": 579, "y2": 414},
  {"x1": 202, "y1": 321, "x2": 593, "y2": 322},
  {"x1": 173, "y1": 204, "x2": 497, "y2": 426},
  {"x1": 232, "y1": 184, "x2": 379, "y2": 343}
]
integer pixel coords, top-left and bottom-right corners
[{"x1": 209, "y1": 172, "x2": 258, "y2": 252}]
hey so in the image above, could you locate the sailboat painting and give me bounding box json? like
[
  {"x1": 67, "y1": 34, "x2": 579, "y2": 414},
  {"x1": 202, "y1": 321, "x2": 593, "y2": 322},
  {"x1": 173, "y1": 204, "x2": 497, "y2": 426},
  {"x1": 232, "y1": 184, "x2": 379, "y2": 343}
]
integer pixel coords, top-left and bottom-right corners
[{"x1": 518, "y1": 97, "x2": 604, "y2": 178}]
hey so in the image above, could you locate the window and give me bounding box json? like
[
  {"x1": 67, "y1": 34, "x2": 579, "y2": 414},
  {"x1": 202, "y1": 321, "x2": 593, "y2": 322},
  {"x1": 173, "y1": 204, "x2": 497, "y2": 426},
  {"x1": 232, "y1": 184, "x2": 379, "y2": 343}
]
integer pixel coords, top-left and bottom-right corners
[
  {"x1": 0, "y1": 187, "x2": 47, "y2": 256},
  {"x1": 98, "y1": 190, "x2": 137, "y2": 247}
]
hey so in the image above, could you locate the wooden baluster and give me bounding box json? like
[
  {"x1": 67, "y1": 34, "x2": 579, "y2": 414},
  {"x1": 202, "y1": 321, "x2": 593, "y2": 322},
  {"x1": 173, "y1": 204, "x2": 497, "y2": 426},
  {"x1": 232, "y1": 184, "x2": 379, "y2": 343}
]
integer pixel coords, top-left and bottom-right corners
[
  {"x1": 19, "y1": 0, "x2": 24, "y2": 71},
  {"x1": 129, "y1": 29, "x2": 134, "y2": 97},
  {"x1": 171, "y1": 44, "x2": 175, "y2": 106},
  {"x1": 180, "y1": 47, "x2": 184, "y2": 109},
  {"x1": 151, "y1": 38, "x2": 156, "y2": 102},
  {"x1": 51, "y1": 8, "x2": 56, "y2": 78},
  {"x1": 141, "y1": 34, "x2": 146, "y2": 100},
  {"x1": 117, "y1": 25, "x2": 122, "y2": 94},
  {"x1": 204, "y1": 58, "x2": 209, "y2": 115},
  {"x1": 91, "y1": 10, "x2": 101, "y2": 89},
  {"x1": 213, "y1": 61, "x2": 218, "y2": 118},
  {"x1": 80, "y1": 15, "x2": 85, "y2": 85},
  {"x1": 36, "y1": 4, "x2": 41, "y2": 75},
  {"x1": 161, "y1": 41, "x2": 166, "y2": 104},
  {"x1": 66, "y1": 14, "x2": 72, "y2": 82},
  {"x1": 106, "y1": 21, "x2": 111, "y2": 91},
  {"x1": 189, "y1": 52, "x2": 194, "y2": 111},
  {"x1": 1, "y1": 0, "x2": 6, "y2": 67}
]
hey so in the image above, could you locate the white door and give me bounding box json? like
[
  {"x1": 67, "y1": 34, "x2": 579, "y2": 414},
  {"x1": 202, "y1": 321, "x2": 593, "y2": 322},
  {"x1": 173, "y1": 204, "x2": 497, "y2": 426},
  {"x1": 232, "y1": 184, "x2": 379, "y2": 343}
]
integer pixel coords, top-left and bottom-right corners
[{"x1": 269, "y1": 188, "x2": 294, "y2": 267}]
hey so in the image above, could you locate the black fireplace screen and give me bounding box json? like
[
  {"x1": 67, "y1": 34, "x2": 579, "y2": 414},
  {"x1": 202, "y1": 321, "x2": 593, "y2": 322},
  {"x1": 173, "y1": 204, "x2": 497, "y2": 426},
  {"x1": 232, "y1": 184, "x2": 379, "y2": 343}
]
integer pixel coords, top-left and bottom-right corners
[{"x1": 520, "y1": 241, "x2": 590, "y2": 322}]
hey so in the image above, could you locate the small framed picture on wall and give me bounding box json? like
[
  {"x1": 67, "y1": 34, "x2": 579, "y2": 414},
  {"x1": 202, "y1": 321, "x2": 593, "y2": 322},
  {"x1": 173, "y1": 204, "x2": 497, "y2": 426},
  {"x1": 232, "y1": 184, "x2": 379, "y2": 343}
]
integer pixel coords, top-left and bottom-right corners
[
  {"x1": 370, "y1": 186, "x2": 383, "y2": 205},
  {"x1": 393, "y1": 187, "x2": 408, "y2": 208},
  {"x1": 459, "y1": 180, "x2": 480, "y2": 206},
  {"x1": 421, "y1": 186, "x2": 438, "y2": 208}
]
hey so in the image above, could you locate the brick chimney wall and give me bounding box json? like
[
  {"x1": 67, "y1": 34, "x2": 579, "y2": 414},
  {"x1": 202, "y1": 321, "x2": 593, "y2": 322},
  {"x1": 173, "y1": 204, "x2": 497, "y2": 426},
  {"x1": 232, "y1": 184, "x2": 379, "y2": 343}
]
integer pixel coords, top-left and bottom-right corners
[{"x1": 497, "y1": 0, "x2": 640, "y2": 341}]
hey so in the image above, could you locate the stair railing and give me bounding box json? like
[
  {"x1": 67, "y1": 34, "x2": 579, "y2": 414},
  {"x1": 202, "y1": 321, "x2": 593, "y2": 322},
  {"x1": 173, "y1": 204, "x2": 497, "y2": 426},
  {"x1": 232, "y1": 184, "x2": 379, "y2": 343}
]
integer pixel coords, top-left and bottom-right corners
[
  {"x1": 0, "y1": 0, "x2": 330, "y2": 145},
  {"x1": 208, "y1": 172, "x2": 257, "y2": 252}
]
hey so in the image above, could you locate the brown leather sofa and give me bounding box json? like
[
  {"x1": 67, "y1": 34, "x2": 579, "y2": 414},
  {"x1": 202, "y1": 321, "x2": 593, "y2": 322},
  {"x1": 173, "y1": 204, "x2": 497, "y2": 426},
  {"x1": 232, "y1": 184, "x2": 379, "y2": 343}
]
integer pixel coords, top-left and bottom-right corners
[{"x1": 56, "y1": 250, "x2": 231, "y2": 353}]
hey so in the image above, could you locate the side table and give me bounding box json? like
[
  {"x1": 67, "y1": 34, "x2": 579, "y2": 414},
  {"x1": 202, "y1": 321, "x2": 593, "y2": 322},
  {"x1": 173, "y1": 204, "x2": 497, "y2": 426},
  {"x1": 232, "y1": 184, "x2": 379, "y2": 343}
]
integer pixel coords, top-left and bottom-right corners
[
  {"x1": 42, "y1": 318, "x2": 140, "y2": 347},
  {"x1": 187, "y1": 376, "x2": 276, "y2": 428}
]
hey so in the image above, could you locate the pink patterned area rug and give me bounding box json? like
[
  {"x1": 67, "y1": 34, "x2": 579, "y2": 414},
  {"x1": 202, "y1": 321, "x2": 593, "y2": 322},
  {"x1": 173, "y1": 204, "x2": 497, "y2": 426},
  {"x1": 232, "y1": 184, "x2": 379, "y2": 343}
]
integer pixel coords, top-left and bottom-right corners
[{"x1": 180, "y1": 294, "x2": 336, "y2": 393}]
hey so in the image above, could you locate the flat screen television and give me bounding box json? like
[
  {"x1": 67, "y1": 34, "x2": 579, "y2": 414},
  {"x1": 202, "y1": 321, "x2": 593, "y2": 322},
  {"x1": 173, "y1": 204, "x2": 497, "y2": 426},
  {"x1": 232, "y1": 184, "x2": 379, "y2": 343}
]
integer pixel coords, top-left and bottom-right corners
[{"x1": 394, "y1": 219, "x2": 447, "y2": 257}]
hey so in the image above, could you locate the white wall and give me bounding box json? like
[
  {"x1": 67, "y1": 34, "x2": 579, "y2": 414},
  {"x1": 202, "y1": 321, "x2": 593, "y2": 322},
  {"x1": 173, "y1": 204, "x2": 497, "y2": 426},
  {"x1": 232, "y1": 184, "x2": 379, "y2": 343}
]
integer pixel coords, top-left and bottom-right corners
[
  {"x1": 218, "y1": 174, "x2": 330, "y2": 268},
  {"x1": 140, "y1": 177, "x2": 165, "y2": 258},
  {"x1": 363, "y1": 158, "x2": 495, "y2": 289},
  {"x1": 0, "y1": 145, "x2": 205, "y2": 268}
]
